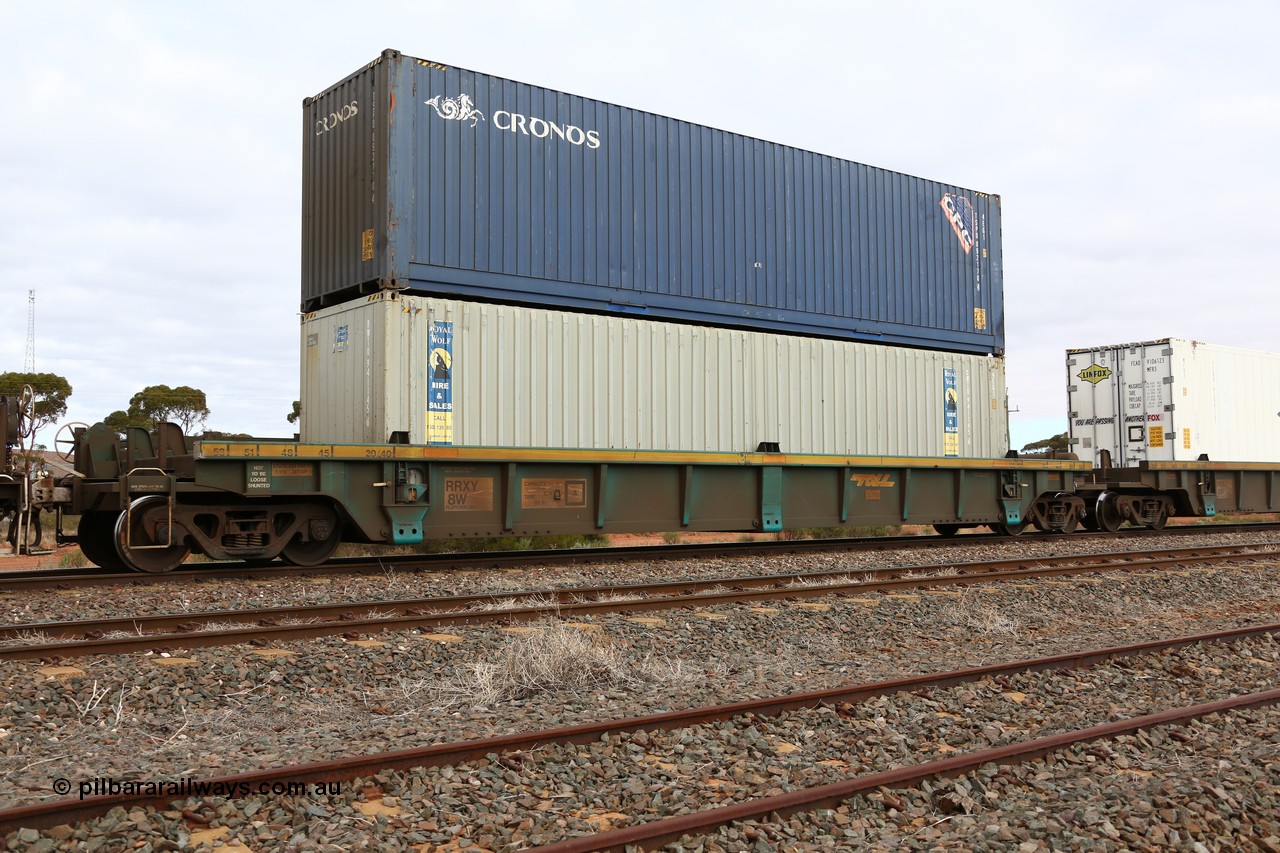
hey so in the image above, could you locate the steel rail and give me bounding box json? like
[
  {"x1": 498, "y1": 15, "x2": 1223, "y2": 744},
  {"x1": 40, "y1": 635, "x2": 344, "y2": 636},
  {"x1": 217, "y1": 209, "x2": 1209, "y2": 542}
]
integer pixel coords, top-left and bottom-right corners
[
  {"x1": 2, "y1": 621, "x2": 1276, "y2": 835},
  {"x1": 3, "y1": 542, "x2": 1278, "y2": 645},
  {"x1": 2, "y1": 520, "x2": 1275, "y2": 591},
  {"x1": 3, "y1": 543, "x2": 1277, "y2": 660}
]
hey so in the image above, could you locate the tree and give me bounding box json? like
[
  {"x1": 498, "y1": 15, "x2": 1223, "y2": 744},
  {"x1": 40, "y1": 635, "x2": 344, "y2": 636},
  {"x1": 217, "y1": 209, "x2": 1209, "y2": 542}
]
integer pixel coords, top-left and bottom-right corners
[
  {"x1": 103, "y1": 410, "x2": 146, "y2": 433},
  {"x1": 12, "y1": 443, "x2": 49, "y2": 475},
  {"x1": 122, "y1": 385, "x2": 211, "y2": 434},
  {"x1": 0, "y1": 372, "x2": 72, "y2": 436},
  {"x1": 199, "y1": 430, "x2": 254, "y2": 440},
  {"x1": 1021, "y1": 432, "x2": 1069, "y2": 454},
  {"x1": 287, "y1": 400, "x2": 301, "y2": 425}
]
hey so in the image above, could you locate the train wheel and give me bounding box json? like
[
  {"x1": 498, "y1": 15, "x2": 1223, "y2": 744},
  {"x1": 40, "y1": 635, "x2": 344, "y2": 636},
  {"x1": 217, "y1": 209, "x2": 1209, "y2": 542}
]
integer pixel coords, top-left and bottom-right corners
[
  {"x1": 996, "y1": 520, "x2": 1028, "y2": 536},
  {"x1": 1081, "y1": 505, "x2": 1100, "y2": 531},
  {"x1": 280, "y1": 508, "x2": 341, "y2": 567},
  {"x1": 1149, "y1": 504, "x2": 1169, "y2": 530},
  {"x1": 77, "y1": 512, "x2": 130, "y2": 571},
  {"x1": 1056, "y1": 511, "x2": 1079, "y2": 534},
  {"x1": 933, "y1": 523, "x2": 961, "y2": 537},
  {"x1": 1095, "y1": 494, "x2": 1123, "y2": 533},
  {"x1": 113, "y1": 496, "x2": 191, "y2": 573}
]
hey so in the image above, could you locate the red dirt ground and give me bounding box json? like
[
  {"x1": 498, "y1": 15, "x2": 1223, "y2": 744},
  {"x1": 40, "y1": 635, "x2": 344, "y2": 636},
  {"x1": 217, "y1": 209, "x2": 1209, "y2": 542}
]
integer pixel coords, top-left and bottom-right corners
[{"x1": 0, "y1": 544, "x2": 80, "y2": 572}]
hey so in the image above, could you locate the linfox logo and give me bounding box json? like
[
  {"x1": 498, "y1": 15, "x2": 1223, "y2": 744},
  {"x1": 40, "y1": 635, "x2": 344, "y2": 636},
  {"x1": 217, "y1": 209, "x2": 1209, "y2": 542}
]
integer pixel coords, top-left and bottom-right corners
[
  {"x1": 940, "y1": 193, "x2": 976, "y2": 254},
  {"x1": 852, "y1": 473, "x2": 896, "y2": 488},
  {"x1": 1077, "y1": 364, "x2": 1113, "y2": 385},
  {"x1": 315, "y1": 101, "x2": 359, "y2": 136},
  {"x1": 425, "y1": 93, "x2": 601, "y2": 149}
]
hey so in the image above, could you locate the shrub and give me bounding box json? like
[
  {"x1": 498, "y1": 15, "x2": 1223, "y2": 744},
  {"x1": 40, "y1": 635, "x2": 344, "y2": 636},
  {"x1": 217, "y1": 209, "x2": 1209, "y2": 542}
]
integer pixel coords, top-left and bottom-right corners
[{"x1": 56, "y1": 548, "x2": 88, "y2": 568}]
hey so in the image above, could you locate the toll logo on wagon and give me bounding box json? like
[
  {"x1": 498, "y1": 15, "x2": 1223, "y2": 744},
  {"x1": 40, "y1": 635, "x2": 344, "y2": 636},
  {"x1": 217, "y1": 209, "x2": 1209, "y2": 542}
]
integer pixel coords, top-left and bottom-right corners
[
  {"x1": 427, "y1": 321, "x2": 454, "y2": 446},
  {"x1": 1077, "y1": 364, "x2": 1112, "y2": 385}
]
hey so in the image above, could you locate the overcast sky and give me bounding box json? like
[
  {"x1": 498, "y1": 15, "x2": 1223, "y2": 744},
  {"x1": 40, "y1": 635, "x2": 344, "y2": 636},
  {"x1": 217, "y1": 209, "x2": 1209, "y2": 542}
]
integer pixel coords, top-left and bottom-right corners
[{"x1": 2, "y1": 1, "x2": 1276, "y2": 453}]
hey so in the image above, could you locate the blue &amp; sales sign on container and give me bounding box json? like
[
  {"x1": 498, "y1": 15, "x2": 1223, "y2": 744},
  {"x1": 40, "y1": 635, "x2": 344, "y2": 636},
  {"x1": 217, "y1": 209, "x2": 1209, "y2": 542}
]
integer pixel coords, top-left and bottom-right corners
[{"x1": 427, "y1": 321, "x2": 454, "y2": 446}]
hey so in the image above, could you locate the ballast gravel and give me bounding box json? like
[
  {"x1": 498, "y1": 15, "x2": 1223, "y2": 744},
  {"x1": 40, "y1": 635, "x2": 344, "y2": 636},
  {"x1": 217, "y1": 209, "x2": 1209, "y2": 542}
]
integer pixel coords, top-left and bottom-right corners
[
  {"x1": 690, "y1": 704, "x2": 1280, "y2": 852},
  {"x1": 7, "y1": 632, "x2": 1280, "y2": 850},
  {"x1": 1, "y1": 560, "x2": 1278, "y2": 805},
  {"x1": 1, "y1": 535, "x2": 1278, "y2": 849}
]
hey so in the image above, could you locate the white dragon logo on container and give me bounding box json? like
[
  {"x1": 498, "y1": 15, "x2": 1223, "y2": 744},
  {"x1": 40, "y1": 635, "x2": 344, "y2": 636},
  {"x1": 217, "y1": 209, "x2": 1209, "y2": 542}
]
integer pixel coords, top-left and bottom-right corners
[{"x1": 424, "y1": 94, "x2": 485, "y2": 128}]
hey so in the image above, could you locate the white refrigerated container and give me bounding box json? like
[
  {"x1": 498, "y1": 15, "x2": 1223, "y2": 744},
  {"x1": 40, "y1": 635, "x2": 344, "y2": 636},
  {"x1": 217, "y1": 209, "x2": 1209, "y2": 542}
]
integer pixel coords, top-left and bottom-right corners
[{"x1": 1066, "y1": 338, "x2": 1280, "y2": 465}]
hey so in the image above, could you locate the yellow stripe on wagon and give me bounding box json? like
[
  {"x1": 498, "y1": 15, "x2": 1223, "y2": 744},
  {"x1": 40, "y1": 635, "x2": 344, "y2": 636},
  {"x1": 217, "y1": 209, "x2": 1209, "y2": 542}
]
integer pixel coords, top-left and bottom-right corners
[
  {"x1": 195, "y1": 442, "x2": 1092, "y2": 471},
  {"x1": 1142, "y1": 460, "x2": 1280, "y2": 471}
]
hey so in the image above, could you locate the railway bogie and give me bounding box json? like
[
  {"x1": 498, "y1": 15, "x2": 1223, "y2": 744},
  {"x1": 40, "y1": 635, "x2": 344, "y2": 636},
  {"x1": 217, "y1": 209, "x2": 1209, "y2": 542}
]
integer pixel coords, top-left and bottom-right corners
[{"x1": 1027, "y1": 493, "x2": 1085, "y2": 533}]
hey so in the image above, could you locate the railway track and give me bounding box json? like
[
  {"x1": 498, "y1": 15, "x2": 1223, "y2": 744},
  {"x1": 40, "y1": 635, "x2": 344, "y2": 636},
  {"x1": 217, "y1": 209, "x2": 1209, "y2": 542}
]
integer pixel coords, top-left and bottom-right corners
[
  {"x1": 3, "y1": 520, "x2": 1276, "y2": 591},
  {"x1": 542, "y1": 690, "x2": 1280, "y2": 852},
  {"x1": 3, "y1": 541, "x2": 1277, "y2": 660},
  {"x1": 4, "y1": 622, "x2": 1277, "y2": 841}
]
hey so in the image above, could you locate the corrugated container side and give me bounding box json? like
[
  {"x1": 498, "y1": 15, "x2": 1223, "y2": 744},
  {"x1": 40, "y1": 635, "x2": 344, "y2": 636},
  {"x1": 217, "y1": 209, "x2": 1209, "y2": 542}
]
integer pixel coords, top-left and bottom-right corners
[
  {"x1": 302, "y1": 58, "x2": 385, "y2": 301},
  {"x1": 302, "y1": 50, "x2": 1004, "y2": 355},
  {"x1": 1066, "y1": 339, "x2": 1280, "y2": 464},
  {"x1": 301, "y1": 293, "x2": 1009, "y2": 457}
]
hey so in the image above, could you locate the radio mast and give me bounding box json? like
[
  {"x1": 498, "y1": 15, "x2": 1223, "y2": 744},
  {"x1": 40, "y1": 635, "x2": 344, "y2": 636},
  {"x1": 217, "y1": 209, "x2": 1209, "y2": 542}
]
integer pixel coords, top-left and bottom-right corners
[{"x1": 24, "y1": 290, "x2": 36, "y2": 372}]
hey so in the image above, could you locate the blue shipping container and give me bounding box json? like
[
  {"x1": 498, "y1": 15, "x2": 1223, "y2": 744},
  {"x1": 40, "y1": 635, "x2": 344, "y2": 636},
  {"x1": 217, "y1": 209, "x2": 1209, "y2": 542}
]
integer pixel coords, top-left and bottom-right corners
[{"x1": 303, "y1": 49, "x2": 1004, "y2": 354}]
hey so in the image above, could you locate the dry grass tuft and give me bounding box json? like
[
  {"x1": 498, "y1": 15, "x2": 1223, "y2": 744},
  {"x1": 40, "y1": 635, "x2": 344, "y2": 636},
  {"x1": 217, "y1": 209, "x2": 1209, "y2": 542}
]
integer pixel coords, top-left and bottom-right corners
[
  {"x1": 440, "y1": 620, "x2": 687, "y2": 706},
  {"x1": 193, "y1": 621, "x2": 256, "y2": 633},
  {"x1": 784, "y1": 573, "x2": 864, "y2": 589},
  {"x1": 0, "y1": 629, "x2": 55, "y2": 647},
  {"x1": 940, "y1": 594, "x2": 1020, "y2": 637},
  {"x1": 466, "y1": 593, "x2": 563, "y2": 613},
  {"x1": 101, "y1": 629, "x2": 148, "y2": 640},
  {"x1": 582, "y1": 591, "x2": 647, "y2": 605}
]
